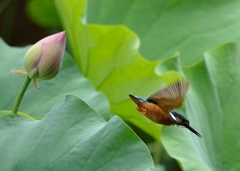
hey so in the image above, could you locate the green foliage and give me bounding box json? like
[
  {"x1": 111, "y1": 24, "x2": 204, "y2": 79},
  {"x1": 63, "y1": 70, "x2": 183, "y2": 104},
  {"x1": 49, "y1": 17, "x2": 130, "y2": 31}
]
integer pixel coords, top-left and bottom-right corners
[
  {"x1": 87, "y1": 0, "x2": 240, "y2": 66},
  {"x1": 0, "y1": 96, "x2": 153, "y2": 170},
  {"x1": 2, "y1": 0, "x2": 240, "y2": 170},
  {"x1": 26, "y1": 0, "x2": 61, "y2": 29},
  {"x1": 161, "y1": 43, "x2": 240, "y2": 171},
  {"x1": 55, "y1": 0, "x2": 165, "y2": 141}
]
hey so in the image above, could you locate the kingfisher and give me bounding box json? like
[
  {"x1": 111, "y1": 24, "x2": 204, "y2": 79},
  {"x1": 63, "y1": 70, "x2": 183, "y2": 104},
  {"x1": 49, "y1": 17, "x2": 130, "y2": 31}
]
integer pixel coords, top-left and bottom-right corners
[{"x1": 129, "y1": 80, "x2": 202, "y2": 137}]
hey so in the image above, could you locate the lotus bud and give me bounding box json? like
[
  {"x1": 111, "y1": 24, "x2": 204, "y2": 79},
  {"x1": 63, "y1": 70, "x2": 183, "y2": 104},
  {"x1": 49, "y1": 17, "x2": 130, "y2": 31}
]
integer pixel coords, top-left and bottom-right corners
[
  {"x1": 24, "y1": 31, "x2": 66, "y2": 79},
  {"x1": 12, "y1": 31, "x2": 66, "y2": 89}
]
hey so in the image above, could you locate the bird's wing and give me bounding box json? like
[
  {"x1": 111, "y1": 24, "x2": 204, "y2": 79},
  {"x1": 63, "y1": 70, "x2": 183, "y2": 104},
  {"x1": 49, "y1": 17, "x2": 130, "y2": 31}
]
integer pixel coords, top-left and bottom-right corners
[{"x1": 147, "y1": 81, "x2": 189, "y2": 112}]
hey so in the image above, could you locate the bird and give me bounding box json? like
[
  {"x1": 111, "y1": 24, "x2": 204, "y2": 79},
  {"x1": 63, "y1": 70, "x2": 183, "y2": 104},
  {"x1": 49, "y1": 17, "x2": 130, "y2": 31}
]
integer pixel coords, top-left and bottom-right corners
[{"x1": 129, "y1": 80, "x2": 202, "y2": 137}]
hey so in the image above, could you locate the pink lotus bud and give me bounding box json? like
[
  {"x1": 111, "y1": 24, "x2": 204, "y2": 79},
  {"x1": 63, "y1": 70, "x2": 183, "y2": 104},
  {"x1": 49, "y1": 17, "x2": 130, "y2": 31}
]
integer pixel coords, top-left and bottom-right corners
[{"x1": 24, "y1": 31, "x2": 66, "y2": 80}]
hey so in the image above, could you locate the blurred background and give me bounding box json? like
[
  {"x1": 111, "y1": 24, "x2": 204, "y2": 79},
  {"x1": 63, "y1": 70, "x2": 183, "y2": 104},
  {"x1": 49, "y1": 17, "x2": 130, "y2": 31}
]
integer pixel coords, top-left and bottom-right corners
[{"x1": 0, "y1": 0, "x2": 50, "y2": 46}]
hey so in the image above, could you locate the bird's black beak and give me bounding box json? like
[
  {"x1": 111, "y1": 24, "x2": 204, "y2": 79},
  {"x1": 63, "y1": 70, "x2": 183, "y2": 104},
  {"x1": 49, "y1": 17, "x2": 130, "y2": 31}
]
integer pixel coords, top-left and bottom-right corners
[
  {"x1": 184, "y1": 124, "x2": 202, "y2": 138},
  {"x1": 129, "y1": 94, "x2": 142, "y2": 105}
]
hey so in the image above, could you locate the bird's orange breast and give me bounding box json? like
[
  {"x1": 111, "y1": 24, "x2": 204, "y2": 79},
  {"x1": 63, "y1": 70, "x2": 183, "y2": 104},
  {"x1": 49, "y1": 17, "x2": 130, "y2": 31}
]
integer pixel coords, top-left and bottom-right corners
[{"x1": 140, "y1": 102, "x2": 174, "y2": 126}]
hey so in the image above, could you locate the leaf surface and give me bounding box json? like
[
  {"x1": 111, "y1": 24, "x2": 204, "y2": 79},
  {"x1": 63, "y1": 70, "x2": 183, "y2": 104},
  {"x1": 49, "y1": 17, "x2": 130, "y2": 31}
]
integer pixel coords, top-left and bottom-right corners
[{"x1": 0, "y1": 96, "x2": 154, "y2": 170}]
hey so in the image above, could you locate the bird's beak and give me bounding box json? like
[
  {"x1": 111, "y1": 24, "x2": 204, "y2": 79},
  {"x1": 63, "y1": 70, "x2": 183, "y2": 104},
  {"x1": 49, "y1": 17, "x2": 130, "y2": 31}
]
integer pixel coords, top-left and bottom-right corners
[
  {"x1": 184, "y1": 124, "x2": 202, "y2": 138},
  {"x1": 129, "y1": 94, "x2": 142, "y2": 105}
]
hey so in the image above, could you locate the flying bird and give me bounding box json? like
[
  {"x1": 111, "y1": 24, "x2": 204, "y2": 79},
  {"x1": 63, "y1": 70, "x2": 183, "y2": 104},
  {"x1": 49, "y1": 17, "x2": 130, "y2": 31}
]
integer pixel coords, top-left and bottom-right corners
[{"x1": 129, "y1": 80, "x2": 202, "y2": 137}]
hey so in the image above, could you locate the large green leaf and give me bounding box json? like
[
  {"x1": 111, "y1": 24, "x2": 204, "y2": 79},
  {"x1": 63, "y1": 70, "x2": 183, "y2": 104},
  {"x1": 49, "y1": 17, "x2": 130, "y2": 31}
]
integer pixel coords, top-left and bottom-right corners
[
  {"x1": 160, "y1": 43, "x2": 240, "y2": 170},
  {"x1": 0, "y1": 39, "x2": 109, "y2": 120},
  {"x1": 0, "y1": 95, "x2": 154, "y2": 170},
  {"x1": 55, "y1": 0, "x2": 165, "y2": 141},
  {"x1": 55, "y1": 0, "x2": 185, "y2": 141},
  {"x1": 87, "y1": 0, "x2": 240, "y2": 66}
]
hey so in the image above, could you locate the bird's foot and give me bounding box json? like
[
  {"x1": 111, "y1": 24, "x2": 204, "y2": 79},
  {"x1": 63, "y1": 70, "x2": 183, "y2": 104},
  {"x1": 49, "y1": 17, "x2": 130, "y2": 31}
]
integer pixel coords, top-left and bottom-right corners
[{"x1": 137, "y1": 106, "x2": 147, "y2": 115}]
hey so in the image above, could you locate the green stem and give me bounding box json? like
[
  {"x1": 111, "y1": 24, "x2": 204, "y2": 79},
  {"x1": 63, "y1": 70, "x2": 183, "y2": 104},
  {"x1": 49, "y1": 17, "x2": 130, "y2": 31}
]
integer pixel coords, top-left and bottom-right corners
[{"x1": 12, "y1": 76, "x2": 32, "y2": 114}]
